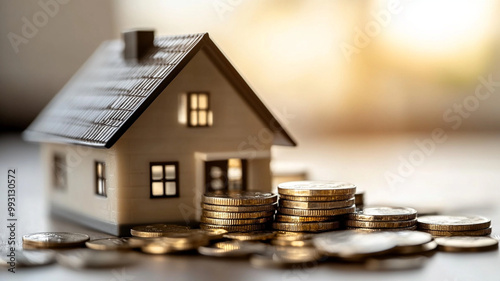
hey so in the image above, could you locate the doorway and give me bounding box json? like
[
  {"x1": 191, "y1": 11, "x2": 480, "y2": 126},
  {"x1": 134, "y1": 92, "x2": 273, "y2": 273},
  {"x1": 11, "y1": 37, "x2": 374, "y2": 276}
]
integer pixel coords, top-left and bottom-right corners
[{"x1": 204, "y1": 158, "x2": 247, "y2": 193}]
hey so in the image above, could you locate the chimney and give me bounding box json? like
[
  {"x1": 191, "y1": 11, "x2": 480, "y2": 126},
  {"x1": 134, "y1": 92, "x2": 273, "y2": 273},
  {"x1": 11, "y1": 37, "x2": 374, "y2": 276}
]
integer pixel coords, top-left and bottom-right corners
[{"x1": 123, "y1": 29, "x2": 155, "y2": 59}]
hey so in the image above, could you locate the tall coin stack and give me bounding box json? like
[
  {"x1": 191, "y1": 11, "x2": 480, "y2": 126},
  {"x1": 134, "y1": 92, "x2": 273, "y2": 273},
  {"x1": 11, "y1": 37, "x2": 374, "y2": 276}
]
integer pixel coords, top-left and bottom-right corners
[
  {"x1": 200, "y1": 191, "x2": 277, "y2": 232},
  {"x1": 274, "y1": 181, "x2": 357, "y2": 232},
  {"x1": 417, "y1": 215, "x2": 492, "y2": 237},
  {"x1": 347, "y1": 206, "x2": 418, "y2": 232}
]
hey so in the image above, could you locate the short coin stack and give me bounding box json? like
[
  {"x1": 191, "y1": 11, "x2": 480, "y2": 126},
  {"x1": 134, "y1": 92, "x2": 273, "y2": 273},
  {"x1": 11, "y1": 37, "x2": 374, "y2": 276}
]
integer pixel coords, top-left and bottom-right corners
[
  {"x1": 274, "y1": 181, "x2": 357, "y2": 232},
  {"x1": 417, "y1": 215, "x2": 492, "y2": 237},
  {"x1": 347, "y1": 206, "x2": 418, "y2": 232},
  {"x1": 200, "y1": 191, "x2": 277, "y2": 232}
]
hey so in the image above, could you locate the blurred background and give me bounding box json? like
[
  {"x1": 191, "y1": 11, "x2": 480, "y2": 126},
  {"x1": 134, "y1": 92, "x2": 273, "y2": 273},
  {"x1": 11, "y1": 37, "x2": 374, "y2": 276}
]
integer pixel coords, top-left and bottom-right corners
[{"x1": 1, "y1": 0, "x2": 500, "y2": 209}]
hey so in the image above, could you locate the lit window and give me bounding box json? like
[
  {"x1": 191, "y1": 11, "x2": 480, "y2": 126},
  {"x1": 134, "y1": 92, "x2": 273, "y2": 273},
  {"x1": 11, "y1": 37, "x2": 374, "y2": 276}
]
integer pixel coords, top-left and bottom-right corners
[
  {"x1": 53, "y1": 154, "x2": 67, "y2": 190},
  {"x1": 150, "y1": 162, "x2": 179, "y2": 198},
  {"x1": 95, "y1": 161, "x2": 106, "y2": 197},
  {"x1": 228, "y1": 158, "x2": 244, "y2": 191},
  {"x1": 187, "y1": 92, "x2": 213, "y2": 127}
]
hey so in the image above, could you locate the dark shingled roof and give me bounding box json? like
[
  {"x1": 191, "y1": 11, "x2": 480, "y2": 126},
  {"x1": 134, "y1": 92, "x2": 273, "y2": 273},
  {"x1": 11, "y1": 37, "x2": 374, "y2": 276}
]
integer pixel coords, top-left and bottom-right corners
[{"x1": 23, "y1": 33, "x2": 296, "y2": 148}]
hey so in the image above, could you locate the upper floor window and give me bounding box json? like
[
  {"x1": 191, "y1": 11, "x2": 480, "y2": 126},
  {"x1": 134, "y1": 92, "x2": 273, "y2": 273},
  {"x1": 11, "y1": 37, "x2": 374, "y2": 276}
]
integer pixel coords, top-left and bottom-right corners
[
  {"x1": 95, "y1": 161, "x2": 106, "y2": 197},
  {"x1": 187, "y1": 92, "x2": 213, "y2": 127}
]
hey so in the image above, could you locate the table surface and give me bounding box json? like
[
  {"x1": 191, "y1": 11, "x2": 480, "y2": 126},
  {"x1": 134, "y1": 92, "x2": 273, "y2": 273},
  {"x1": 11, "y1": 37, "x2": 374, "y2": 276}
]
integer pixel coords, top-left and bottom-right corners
[{"x1": 0, "y1": 132, "x2": 499, "y2": 281}]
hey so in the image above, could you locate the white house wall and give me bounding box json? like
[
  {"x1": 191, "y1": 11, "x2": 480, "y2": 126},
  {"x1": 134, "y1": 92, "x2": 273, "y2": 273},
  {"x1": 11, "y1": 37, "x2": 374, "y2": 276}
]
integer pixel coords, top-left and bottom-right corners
[
  {"x1": 113, "y1": 49, "x2": 274, "y2": 225},
  {"x1": 41, "y1": 142, "x2": 119, "y2": 225}
]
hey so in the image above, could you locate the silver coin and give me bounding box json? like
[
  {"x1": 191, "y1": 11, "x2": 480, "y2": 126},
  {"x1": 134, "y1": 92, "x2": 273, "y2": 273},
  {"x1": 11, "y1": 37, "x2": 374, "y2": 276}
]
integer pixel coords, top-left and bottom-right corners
[
  {"x1": 278, "y1": 181, "x2": 356, "y2": 195},
  {"x1": 313, "y1": 230, "x2": 398, "y2": 258},
  {"x1": 349, "y1": 207, "x2": 417, "y2": 221},
  {"x1": 56, "y1": 249, "x2": 136, "y2": 268},
  {"x1": 85, "y1": 238, "x2": 142, "y2": 250},
  {"x1": 23, "y1": 232, "x2": 90, "y2": 248},
  {"x1": 391, "y1": 231, "x2": 433, "y2": 247},
  {"x1": 250, "y1": 246, "x2": 321, "y2": 268},
  {"x1": 435, "y1": 236, "x2": 499, "y2": 252},
  {"x1": 0, "y1": 250, "x2": 55, "y2": 267},
  {"x1": 417, "y1": 215, "x2": 491, "y2": 231}
]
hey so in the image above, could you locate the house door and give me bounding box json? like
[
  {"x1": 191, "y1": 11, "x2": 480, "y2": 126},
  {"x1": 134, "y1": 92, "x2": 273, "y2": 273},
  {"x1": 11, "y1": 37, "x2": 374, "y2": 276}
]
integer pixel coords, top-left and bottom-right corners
[{"x1": 205, "y1": 159, "x2": 247, "y2": 193}]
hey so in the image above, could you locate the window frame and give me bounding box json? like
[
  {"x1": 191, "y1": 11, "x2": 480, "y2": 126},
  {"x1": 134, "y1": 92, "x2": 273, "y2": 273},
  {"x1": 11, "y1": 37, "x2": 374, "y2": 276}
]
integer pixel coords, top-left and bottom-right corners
[
  {"x1": 53, "y1": 153, "x2": 67, "y2": 190},
  {"x1": 149, "y1": 162, "x2": 180, "y2": 198},
  {"x1": 95, "y1": 161, "x2": 107, "y2": 197},
  {"x1": 187, "y1": 92, "x2": 211, "y2": 127}
]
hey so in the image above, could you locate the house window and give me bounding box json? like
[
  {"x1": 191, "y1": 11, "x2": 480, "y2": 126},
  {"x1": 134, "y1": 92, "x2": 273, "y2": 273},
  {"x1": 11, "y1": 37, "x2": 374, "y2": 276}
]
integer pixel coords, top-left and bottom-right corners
[
  {"x1": 95, "y1": 162, "x2": 106, "y2": 197},
  {"x1": 150, "y1": 162, "x2": 179, "y2": 198},
  {"x1": 53, "y1": 154, "x2": 67, "y2": 190},
  {"x1": 187, "y1": 92, "x2": 213, "y2": 127}
]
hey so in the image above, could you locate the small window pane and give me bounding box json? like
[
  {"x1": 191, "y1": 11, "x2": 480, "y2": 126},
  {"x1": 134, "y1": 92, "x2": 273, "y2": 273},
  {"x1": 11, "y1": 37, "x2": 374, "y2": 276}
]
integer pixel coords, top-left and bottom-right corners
[
  {"x1": 190, "y1": 112, "x2": 198, "y2": 126},
  {"x1": 198, "y1": 94, "x2": 208, "y2": 109},
  {"x1": 166, "y1": 182, "x2": 176, "y2": 195},
  {"x1": 208, "y1": 111, "x2": 213, "y2": 126},
  {"x1": 97, "y1": 181, "x2": 103, "y2": 195},
  {"x1": 165, "y1": 165, "x2": 176, "y2": 180},
  {"x1": 199, "y1": 111, "x2": 207, "y2": 126},
  {"x1": 152, "y1": 182, "x2": 164, "y2": 196},
  {"x1": 151, "y1": 165, "x2": 163, "y2": 180},
  {"x1": 190, "y1": 94, "x2": 198, "y2": 109},
  {"x1": 211, "y1": 179, "x2": 224, "y2": 190}
]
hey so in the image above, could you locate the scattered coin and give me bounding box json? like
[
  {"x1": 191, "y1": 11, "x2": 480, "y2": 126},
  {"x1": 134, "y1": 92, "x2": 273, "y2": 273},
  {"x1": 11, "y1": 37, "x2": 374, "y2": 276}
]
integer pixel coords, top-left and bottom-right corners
[
  {"x1": 201, "y1": 203, "x2": 277, "y2": 212},
  {"x1": 390, "y1": 231, "x2": 435, "y2": 254},
  {"x1": 417, "y1": 215, "x2": 491, "y2": 231},
  {"x1": 277, "y1": 181, "x2": 356, "y2": 196},
  {"x1": 250, "y1": 246, "x2": 321, "y2": 268},
  {"x1": 273, "y1": 221, "x2": 340, "y2": 232},
  {"x1": 313, "y1": 231, "x2": 398, "y2": 259},
  {"x1": 223, "y1": 231, "x2": 276, "y2": 241},
  {"x1": 365, "y1": 255, "x2": 428, "y2": 271},
  {"x1": 0, "y1": 250, "x2": 55, "y2": 267},
  {"x1": 278, "y1": 194, "x2": 353, "y2": 202},
  {"x1": 56, "y1": 249, "x2": 136, "y2": 268},
  {"x1": 200, "y1": 216, "x2": 273, "y2": 226},
  {"x1": 434, "y1": 236, "x2": 499, "y2": 252},
  {"x1": 349, "y1": 207, "x2": 417, "y2": 222},
  {"x1": 130, "y1": 224, "x2": 190, "y2": 237},
  {"x1": 346, "y1": 226, "x2": 418, "y2": 232},
  {"x1": 279, "y1": 198, "x2": 355, "y2": 209},
  {"x1": 202, "y1": 210, "x2": 275, "y2": 219},
  {"x1": 85, "y1": 238, "x2": 142, "y2": 251},
  {"x1": 202, "y1": 191, "x2": 277, "y2": 206},
  {"x1": 271, "y1": 239, "x2": 313, "y2": 247},
  {"x1": 200, "y1": 228, "x2": 228, "y2": 240},
  {"x1": 22, "y1": 232, "x2": 90, "y2": 249},
  {"x1": 346, "y1": 219, "x2": 417, "y2": 229},
  {"x1": 200, "y1": 223, "x2": 270, "y2": 232},
  {"x1": 275, "y1": 231, "x2": 315, "y2": 241},
  {"x1": 420, "y1": 227, "x2": 492, "y2": 237},
  {"x1": 278, "y1": 206, "x2": 355, "y2": 217},
  {"x1": 141, "y1": 231, "x2": 210, "y2": 254},
  {"x1": 198, "y1": 240, "x2": 268, "y2": 257}
]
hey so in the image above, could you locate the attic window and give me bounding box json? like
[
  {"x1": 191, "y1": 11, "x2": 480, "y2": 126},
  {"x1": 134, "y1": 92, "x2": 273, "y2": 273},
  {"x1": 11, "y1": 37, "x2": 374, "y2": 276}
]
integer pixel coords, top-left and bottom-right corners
[{"x1": 187, "y1": 92, "x2": 213, "y2": 127}]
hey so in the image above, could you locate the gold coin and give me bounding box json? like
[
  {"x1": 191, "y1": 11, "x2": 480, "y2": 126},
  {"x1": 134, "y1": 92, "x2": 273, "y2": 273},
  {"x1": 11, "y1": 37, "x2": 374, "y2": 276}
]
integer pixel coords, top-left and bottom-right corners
[
  {"x1": 85, "y1": 238, "x2": 143, "y2": 251},
  {"x1": 421, "y1": 227, "x2": 492, "y2": 237},
  {"x1": 346, "y1": 219, "x2": 417, "y2": 229},
  {"x1": 275, "y1": 214, "x2": 332, "y2": 223},
  {"x1": 200, "y1": 223, "x2": 270, "y2": 232},
  {"x1": 202, "y1": 203, "x2": 277, "y2": 212},
  {"x1": 275, "y1": 231, "x2": 315, "y2": 241},
  {"x1": 130, "y1": 224, "x2": 190, "y2": 237},
  {"x1": 223, "y1": 231, "x2": 276, "y2": 241},
  {"x1": 200, "y1": 216, "x2": 273, "y2": 226},
  {"x1": 202, "y1": 191, "x2": 277, "y2": 206},
  {"x1": 417, "y1": 215, "x2": 491, "y2": 231},
  {"x1": 349, "y1": 207, "x2": 417, "y2": 221},
  {"x1": 278, "y1": 181, "x2": 356, "y2": 196},
  {"x1": 434, "y1": 236, "x2": 499, "y2": 252},
  {"x1": 271, "y1": 239, "x2": 313, "y2": 247},
  {"x1": 198, "y1": 240, "x2": 268, "y2": 257},
  {"x1": 278, "y1": 206, "x2": 355, "y2": 217},
  {"x1": 365, "y1": 256, "x2": 428, "y2": 271},
  {"x1": 200, "y1": 228, "x2": 228, "y2": 240},
  {"x1": 346, "y1": 225, "x2": 418, "y2": 232},
  {"x1": 22, "y1": 232, "x2": 90, "y2": 249},
  {"x1": 273, "y1": 221, "x2": 340, "y2": 232},
  {"x1": 278, "y1": 194, "x2": 353, "y2": 202},
  {"x1": 202, "y1": 210, "x2": 275, "y2": 219},
  {"x1": 279, "y1": 198, "x2": 355, "y2": 209}
]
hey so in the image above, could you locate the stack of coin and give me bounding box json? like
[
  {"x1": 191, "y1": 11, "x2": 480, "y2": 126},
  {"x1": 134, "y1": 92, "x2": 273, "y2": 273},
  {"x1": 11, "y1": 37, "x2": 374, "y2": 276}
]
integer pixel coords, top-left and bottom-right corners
[
  {"x1": 417, "y1": 215, "x2": 492, "y2": 237},
  {"x1": 355, "y1": 190, "x2": 365, "y2": 210},
  {"x1": 200, "y1": 191, "x2": 277, "y2": 232},
  {"x1": 274, "y1": 181, "x2": 357, "y2": 232},
  {"x1": 347, "y1": 206, "x2": 418, "y2": 232}
]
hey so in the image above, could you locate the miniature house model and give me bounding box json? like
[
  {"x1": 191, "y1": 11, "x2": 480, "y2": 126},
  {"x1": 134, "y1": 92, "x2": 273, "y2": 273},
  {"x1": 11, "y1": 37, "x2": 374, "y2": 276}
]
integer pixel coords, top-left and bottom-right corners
[{"x1": 24, "y1": 30, "x2": 296, "y2": 236}]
